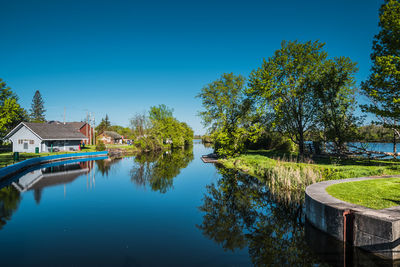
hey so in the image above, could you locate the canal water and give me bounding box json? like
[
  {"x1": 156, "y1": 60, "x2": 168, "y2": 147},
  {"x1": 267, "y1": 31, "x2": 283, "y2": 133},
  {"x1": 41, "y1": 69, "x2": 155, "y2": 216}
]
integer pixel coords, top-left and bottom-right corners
[{"x1": 0, "y1": 141, "x2": 396, "y2": 266}]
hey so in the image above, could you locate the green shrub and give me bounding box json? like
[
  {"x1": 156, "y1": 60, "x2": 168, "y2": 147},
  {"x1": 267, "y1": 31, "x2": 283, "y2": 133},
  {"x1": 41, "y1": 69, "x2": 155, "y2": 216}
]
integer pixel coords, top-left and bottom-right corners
[
  {"x1": 276, "y1": 139, "x2": 296, "y2": 153},
  {"x1": 96, "y1": 141, "x2": 106, "y2": 151}
]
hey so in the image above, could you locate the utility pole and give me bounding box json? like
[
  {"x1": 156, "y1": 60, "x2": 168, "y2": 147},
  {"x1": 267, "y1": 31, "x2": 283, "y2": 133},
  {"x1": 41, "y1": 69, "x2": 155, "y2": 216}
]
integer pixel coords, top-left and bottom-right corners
[
  {"x1": 86, "y1": 111, "x2": 89, "y2": 144},
  {"x1": 63, "y1": 107, "x2": 66, "y2": 124}
]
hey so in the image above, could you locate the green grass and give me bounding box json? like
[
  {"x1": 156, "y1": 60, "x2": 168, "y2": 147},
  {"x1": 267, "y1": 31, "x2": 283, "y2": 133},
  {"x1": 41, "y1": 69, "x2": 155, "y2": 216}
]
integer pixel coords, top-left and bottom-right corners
[
  {"x1": 221, "y1": 153, "x2": 400, "y2": 181},
  {"x1": 326, "y1": 178, "x2": 400, "y2": 209},
  {"x1": 219, "y1": 150, "x2": 400, "y2": 204}
]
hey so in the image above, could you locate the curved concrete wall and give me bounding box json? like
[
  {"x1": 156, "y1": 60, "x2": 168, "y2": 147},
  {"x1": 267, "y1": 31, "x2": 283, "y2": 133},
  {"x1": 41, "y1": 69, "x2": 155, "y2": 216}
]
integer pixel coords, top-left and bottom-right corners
[
  {"x1": 306, "y1": 176, "x2": 400, "y2": 260},
  {"x1": 0, "y1": 151, "x2": 108, "y2": 179}
]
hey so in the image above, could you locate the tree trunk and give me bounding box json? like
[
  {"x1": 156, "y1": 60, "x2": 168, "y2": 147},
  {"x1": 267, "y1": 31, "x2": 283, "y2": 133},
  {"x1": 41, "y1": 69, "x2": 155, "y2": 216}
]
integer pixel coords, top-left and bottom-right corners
[
  {"x1": 394, "y1": 130, "x2": 397, "y2": 159},
  {"x1": 299, "y1": 131, "x2": 304, "y2": 156}
]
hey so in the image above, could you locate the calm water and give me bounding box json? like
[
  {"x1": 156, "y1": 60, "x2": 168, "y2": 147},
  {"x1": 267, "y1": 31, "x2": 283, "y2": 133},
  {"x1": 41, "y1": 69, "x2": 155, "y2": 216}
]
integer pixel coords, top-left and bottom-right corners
[{"x1": 0, "y1": 141, "x2": 396, "y2": 266}]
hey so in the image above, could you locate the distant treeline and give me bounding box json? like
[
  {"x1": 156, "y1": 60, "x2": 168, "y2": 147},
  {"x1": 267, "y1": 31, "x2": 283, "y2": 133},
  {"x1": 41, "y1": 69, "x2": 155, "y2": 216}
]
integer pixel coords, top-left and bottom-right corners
[{"x1": 352, "y1": 125, "x2": 395, "y2": 143}]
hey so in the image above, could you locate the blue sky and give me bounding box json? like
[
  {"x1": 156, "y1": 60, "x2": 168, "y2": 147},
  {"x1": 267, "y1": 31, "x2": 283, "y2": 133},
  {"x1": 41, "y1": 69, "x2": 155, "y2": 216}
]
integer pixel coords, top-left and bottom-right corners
[{"x1": 0, "y1": 0, "x2": 384, "y2": 134}]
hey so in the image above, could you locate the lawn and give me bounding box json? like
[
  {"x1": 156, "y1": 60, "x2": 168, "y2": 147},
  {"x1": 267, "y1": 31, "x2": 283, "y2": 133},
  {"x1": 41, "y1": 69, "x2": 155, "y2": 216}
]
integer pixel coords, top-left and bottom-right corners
[{"x1": 326, "y1": 178, "x2": 400, "y2": 209}]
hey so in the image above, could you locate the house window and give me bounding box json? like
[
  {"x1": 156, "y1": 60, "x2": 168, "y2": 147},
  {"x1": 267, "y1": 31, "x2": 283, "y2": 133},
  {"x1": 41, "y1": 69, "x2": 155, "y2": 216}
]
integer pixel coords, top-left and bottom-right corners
[
  {"x1": 23, "y1": 143, "x2": 28, "y2": 149},
  {"x1": 18, "y1": 140, "x2": 23, "y2": 144},
  {"x1": 29, "y1": 140, "x2": 34, "y2": 144}
]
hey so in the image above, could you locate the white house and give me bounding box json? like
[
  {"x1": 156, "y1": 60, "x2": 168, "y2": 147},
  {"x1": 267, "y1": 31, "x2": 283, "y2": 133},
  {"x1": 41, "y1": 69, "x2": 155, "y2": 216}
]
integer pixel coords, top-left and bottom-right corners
[{"x1": 4, "y1": 122, "x2": 89, "y2": 153}]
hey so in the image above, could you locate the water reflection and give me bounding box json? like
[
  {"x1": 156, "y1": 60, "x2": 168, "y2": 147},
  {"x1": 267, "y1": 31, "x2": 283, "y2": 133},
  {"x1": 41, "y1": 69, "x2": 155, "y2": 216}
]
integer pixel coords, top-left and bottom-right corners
[
  {"x1": 95, "y1": 157, "x2": 122, "y2": 176},
  {"x1": 130, "y1": 147, "x2": 194, "y2": 193},
  {"x1": 13, "y1": 161, "x2": 93, "y2": 203},
  {"x1": 198, "y1": 166, "x2": 395, "y2": 266},
  {"x1": 198, "y1": 166, "x2": 321, "y2": 266},
  {"x1": 0, "y1": 186, "x2": 20, "y2": 230}
]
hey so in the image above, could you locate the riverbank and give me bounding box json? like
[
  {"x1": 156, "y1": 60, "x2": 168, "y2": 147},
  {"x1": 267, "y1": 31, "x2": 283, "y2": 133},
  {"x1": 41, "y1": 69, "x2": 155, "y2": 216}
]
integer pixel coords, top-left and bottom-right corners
[
  {"x1": 219, "y1": 150, "x2": 400, "y2": 203},
  {"x1": 0, "y1": 147, "x2": 98, "y2": 168},
  {"x1": 0, "y1": 151, "x2": 108, "y2": 179}
]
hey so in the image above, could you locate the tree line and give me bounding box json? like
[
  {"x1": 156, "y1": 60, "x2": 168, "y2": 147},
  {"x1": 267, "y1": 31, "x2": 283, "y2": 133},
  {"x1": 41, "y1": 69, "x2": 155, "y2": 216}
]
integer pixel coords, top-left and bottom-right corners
[
  {"x1": 197, "y1": 0, "x2": 400, "y2": 158},
  {"x1": 96, "y1": 104, "x2": 193, "y2": 151}
]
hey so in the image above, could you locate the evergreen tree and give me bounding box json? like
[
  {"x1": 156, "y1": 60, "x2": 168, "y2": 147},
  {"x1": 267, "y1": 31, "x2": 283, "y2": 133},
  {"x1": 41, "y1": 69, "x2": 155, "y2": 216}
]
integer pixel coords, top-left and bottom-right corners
[
  {"x1": 96, "y1": 114, "x2": 111, "y2": 134},
  {"x1": 29, "y1": 90, "x2": 46, "y2": 122},
  {"x1": 361, "y1": 0, "x2": 400, "y2": 154}
]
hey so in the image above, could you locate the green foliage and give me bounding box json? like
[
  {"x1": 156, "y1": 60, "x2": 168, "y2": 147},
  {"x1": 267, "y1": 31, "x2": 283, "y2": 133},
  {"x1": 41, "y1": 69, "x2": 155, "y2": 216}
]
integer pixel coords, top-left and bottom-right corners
[
  {"x1": 29, "y1": 90, "x2": 46, "y2": 122},
  {"x1": 197, "y1": 73, "x2": 261, "y2": 157},
  {"x1": 0, "y1": 79, "x2": 28, "y2": 139},
  {"x1": 313, "y1": 57, "x2": 361, "y2": 152},
  {"x1": 247, "y1": 40, "x2": 361, "y2": 155},
  {"x1": 134, "y1": 135, "x2": 163, "y2": 152},
  {"x1": 96, "y1": 114, "x2": 111, "y2": 134},
  {"x1": 361, "y1": 0, "x2": 400, "y2": 140},
  {"x1": 108, "y1": 125, "x2": 134, "y2": 139},
  {"x1": 130, "y1": 105, "x2": 193, "y2": 151},
  {"x1": 357, "y1": 124, "x2": 393, "y2": 142},
  {"x1": 149, "y1": 104, "x2": 174, "y2": 122},
  {"x1": 248, "y1": 40, "x2": 327, "y2": 155},
  {"x1": 96, "y1": 140, "x2": 106, "y2": 151},
  {"x1": 148, "y1": 105, "x2": 194, "y2": 149}
]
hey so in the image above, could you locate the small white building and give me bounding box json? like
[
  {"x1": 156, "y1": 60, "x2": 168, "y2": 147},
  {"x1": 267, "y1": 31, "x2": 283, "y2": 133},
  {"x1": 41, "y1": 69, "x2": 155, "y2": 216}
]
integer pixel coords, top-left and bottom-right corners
[{"x1": 4, "y1": 122, "x2": 88, "y2": 153}]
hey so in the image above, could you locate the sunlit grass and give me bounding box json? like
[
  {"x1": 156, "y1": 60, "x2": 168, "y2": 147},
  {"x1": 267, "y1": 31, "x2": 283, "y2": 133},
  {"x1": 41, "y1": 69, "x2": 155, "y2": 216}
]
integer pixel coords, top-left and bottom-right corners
[{"x1": 326, "y1": 178, "x2": 400, "y2": 209}]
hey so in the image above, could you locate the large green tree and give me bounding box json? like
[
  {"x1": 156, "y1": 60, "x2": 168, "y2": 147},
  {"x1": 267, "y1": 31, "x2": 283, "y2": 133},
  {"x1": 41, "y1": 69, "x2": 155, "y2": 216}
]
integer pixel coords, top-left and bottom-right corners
[
  {"x1": 0, "y1": 79, "x2": 28, "y2": 139},
  {"x1": 361, "y1": 0, "x2": 400, "y2": 154},
  {"x1": 29, "y1": 90, "x2": 46, "y2": 122},
  {"x1": 149, "y1": 105, "x2": 193, "y2": 148},
  {"x1": 248, "y1": 41, "x2": 327, "y2": 155},
  {"x1": 314, "y1": 57, "x2": 361, "y2": 153},
  {"x1": 197, "y1": 73, "x2": 258, "y2": 157}
]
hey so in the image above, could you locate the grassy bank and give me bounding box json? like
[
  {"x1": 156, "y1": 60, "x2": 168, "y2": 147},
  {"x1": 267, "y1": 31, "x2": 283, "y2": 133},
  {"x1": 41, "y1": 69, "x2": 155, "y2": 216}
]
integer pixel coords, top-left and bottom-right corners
[
  {"x1": 326, "y1": 178, "x2": 400, "y2": 209},
  {"x1": 219, "y1": 150, "x2": 400, "y2": 204}
]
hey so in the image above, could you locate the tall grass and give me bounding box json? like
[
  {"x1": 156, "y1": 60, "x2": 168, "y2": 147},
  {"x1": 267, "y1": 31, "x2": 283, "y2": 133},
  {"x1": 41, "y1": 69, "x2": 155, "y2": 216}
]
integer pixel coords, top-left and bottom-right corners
[{"x1": 265, "y1": 159, "x2": 321, "y2": 204}]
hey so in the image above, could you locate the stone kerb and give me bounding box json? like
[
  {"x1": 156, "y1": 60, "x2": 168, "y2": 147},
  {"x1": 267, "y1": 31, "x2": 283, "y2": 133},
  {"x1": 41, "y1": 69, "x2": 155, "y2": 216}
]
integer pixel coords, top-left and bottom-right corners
[{"x1": 305, "y1": 176, "x2": 400, "y2": 260}]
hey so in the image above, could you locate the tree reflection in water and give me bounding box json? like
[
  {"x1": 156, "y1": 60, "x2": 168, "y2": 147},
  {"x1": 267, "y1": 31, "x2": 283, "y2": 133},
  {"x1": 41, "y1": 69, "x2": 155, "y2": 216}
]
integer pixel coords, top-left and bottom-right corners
[
  {"x1": 130, "y1": 147, "x2": 194, "y2": 193},
  {"x1": 197, "y1": 166, "x2": 325, "y2": 266},
  {"x1": 95, "y1": 158, "x2": 123, "y2": 176},
  {"x1": 0, "y1": 186, "x2": 21, "y2": 230}
]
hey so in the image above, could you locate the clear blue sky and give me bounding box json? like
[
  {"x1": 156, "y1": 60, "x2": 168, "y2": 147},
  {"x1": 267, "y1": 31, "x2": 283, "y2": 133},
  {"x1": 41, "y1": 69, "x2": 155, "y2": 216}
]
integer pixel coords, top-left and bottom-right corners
[{"x1": 0, "y1": 0, "x2": 384, "y2": 134}]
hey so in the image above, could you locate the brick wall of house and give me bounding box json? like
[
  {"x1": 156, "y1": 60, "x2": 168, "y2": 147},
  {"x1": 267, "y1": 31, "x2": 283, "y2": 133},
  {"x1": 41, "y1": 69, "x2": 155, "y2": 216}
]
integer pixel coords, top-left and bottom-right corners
[{"x1": 79, "y1": 124, "x2": 94, "y2": 145}]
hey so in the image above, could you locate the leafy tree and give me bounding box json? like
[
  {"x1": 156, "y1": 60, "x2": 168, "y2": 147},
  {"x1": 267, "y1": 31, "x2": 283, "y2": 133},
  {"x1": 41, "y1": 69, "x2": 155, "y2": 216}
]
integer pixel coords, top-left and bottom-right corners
[
  {"x1": 130, "y1": 112, "x2": 150, "y2": 138},
  {"x1": 248, "y1": 41, "x2": 327, "y2": 155},
  {"x1": 313, "y1": 57, "x2": 361, "y2": 153},
  {"x1": 0, "y1": 79, "x2": 28, "y2": 139},
  {"x1": 361, "y1": 0, "x2": 400, "y2": 154},
  {"x1": 96, "y1": 114, "x2": 111, "y2": 134},
  {"x1": 29, "y1": 90, "x2": 46, "y2": 122},
  {"x1": 197, "y1": 73, "x2": 259, "y2": 157},
  {"x1": 108, "y1": 125, "x2": 134, "y2": 139},
  {"x1": 148, "y1": 105, "x2": 194, "y2": 149},
  {"x1": 149, "y1": 104, "x2": 174, "y2": 122}
]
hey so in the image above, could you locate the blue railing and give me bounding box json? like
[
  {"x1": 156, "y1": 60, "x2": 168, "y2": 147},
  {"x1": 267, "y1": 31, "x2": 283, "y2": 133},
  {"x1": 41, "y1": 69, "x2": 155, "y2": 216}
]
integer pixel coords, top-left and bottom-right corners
[{"x1": 0, "y1": 151, "x2": 108, "y2": 179}]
